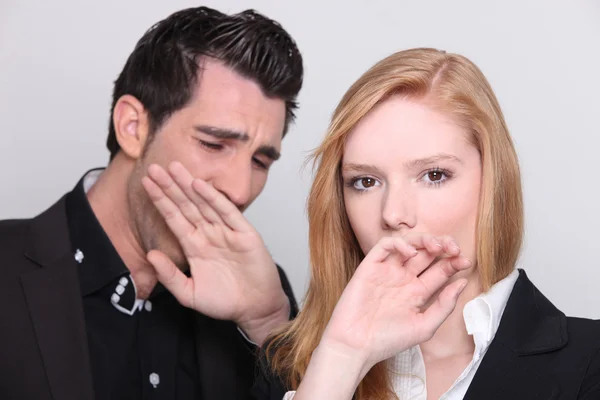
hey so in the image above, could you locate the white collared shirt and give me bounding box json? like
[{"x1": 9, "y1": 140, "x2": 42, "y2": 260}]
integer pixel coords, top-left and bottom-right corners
[{"x1": 283, "y1": 269, "x2": 520, "y2": 400}]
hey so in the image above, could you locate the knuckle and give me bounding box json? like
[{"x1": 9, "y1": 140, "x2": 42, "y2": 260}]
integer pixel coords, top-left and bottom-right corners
[
  {"x1": 379, "y1": 236, "x2": 393, "y2": 248},
  {"x1": 409, "y1": 290, "x2": 427, "y2": 307},
  {"x1": 441, "y1": 235, "x2": 455, "y2": 244},
  {"x1": 163, "y1": 209, "x2": 177, "y2": 221},
  {"x1": 381, "y1": 236, "x2": 393, "y2": 244},
  {"x1": 181, "y1": 202, "x2": 197, "y2": 216},
  {"x1": 413, "y1": 295, "x2": 426, "y2": 306},
  {"x1": 421, "y1": 328, "x2": 435, "y2": 342}
]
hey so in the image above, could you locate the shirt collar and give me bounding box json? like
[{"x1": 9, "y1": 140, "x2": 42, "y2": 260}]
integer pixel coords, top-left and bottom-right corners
[
  {"x1": 66, "y1": 168, "x2": 129, "y2": 296},
  {"x1": 387, "y1": 269, "x2": 520, "y2": 398},
  {"x1": 66, "y1": 168, "x2": 172, "y2": 298},
  {"x1": 463, "y1": 268, "x2": 520, "y2": 350}
]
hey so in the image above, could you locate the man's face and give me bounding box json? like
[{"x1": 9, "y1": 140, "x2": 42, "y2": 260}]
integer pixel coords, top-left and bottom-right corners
[{"x1": 129, "y1": 58, "x2": 286, "y2": 267}]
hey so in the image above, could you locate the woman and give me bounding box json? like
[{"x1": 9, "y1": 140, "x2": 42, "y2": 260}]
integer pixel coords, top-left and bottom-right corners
[{"x1": 251, "y1": 48, "x2": 600, "y2": 399}]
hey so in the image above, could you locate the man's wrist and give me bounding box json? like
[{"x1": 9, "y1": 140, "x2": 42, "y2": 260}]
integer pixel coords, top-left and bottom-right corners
[{"x1": 237, "y1": 294, "x2": 291, "y2": 346}]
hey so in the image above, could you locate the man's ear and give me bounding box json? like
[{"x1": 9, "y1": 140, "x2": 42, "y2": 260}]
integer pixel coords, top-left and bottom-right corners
[{"x1": 112, "y1": 95, "x2": 150, "y2": 160}]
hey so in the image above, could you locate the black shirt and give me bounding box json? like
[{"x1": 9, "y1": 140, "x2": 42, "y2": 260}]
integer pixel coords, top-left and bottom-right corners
[{"x1": 64, "y1": 169, "x2": 200, "y2": 400}]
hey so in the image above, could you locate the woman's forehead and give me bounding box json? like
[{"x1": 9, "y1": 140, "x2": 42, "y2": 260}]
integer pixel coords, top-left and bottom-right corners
[{"x1": 343, "y1": 97, "x2": 469, "y2": 163}]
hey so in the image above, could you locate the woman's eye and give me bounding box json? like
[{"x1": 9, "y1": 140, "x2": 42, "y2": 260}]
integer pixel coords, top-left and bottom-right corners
[
  {"x1": 353, "y1": 177, "x2": 379, "y2": 190},
  {"x1": 422, "y1": 169, "x2": 451, "y2": 186},
  {"x1": 427, "y1": 170, "x2": 444, "y2": 182}
]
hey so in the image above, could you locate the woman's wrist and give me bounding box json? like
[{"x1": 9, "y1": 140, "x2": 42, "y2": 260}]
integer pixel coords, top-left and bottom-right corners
[{"x1": 293, "y1": 338, "x2": 372, "y2": 400}]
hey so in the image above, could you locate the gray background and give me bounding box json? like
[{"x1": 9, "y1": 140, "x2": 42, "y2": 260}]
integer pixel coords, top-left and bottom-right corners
[{"x1": 1, "y1": 0, "x2": 599, "y2": 317}]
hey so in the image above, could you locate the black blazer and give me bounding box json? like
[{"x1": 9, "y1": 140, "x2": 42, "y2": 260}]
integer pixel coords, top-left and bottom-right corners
[
  {"x1": 252, "y1": 270, "x2": 600, "y2": 400},
  {"x1": 0, "y1": 195, "x2": 297, "y2": 400}
]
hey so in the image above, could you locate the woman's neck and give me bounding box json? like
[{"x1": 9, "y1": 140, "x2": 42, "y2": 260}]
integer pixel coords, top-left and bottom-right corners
[{"x1": 419, "y1": 270, "x2": 482, "y2": 361}]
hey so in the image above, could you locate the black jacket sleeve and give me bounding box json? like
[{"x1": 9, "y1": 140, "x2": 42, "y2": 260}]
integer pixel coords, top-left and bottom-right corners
[{"x1": 251, "y1": 340, "x2": 291, "y2": 400}]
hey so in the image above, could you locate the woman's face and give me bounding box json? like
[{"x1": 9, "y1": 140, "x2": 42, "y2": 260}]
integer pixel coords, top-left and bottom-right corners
[{"x1": 342, "y1": 96, "x2": 482, "y2": 267}]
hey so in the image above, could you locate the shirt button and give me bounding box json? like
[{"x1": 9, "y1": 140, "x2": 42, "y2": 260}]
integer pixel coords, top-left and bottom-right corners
[
  {"x1": 111, "y1": 293, "x2": 120, "y2": 304},
  {"x1": 149, "y1": 372, "x2": 160, "y2": 388},
  {"x1": 119, "y1": 277, "x2": 128, "y2": 286},
  {"x1": 144, "y1": 301, "x2": 153, "y2": 312},
  {"x1": 74, "y1": 249, "x2": 84, "y2": 264},
  {"x1": 115, "y1": 284, "x2": 125, "y2": 295}
]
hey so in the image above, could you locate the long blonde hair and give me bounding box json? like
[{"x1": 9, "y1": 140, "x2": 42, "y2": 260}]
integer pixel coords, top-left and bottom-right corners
[{"x1": 267, "y1": 48, "x2": 523, "y2": 399}]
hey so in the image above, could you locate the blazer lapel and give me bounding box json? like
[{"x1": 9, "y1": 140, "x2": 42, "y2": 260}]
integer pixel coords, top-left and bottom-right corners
[
  {"x1": 20, "y1": 196, "x2": 95, "y2": 400},
  {"x1": 463, "y1": 341, "x2": 562, "y2": 399},
  {"x1": 464, "y1": 269, "x2": 566, "y2": 400}
]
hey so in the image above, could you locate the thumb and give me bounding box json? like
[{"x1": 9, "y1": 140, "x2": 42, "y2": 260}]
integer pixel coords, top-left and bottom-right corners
[{"x1": 147, "y1": 249, "x2": 195, "y2": 309}]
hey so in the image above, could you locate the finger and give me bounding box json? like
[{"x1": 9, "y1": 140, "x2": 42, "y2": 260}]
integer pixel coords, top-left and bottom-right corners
[
  {"x1": 166, "y1": 162, "x2": 222, "y2": 226},
  {"x1": 404, "y1": 234, "x2": 465, "y2": 277},
  {"x1": 147, "y1": 250, "x2": 195, "y2": 309},
  {"x1": 418, "y1": 234, "x2": 445, "y2": 254},
  {"x1": 438, "y1": 235, "x2": 461, "y2": 257},
  {"x1": 192, "y1": 178, "x2": 252, "y2": 232},
  {"x1": 141, "y1": 176, "x2": 196, "y2": 242},
  {"x1": 400, "y1": 233, "x2": 434, "y2": 251},
  {"x1": 404, "y1": 234, "x2": 446, "y2": 276},
  {"x1": 418, "y1": 278, "x2": 468, "y2": 338},
  {"x1": 147, "y1": 163, "x2": 206, "y2": 227},
  {"x1": 403, "y1": 233, "x2": 460, "y2": 256},
  {"x1": 418, "y1": 256, "x2": 472, "y2": 297},
  {"x1": 367, "y1": 237, "x2": 418, "y2": 264}
]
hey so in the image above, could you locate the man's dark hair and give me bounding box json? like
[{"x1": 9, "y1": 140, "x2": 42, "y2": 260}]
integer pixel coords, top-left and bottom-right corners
[{"x1": 106, "y1": 6, "x2": 303, "y2": 160}]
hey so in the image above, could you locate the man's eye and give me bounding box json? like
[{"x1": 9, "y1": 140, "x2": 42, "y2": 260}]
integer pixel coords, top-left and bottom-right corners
[
  {"x1": 253, "y1": 157, "x2": 269, "y2": 170},
  {"x1": 198, "y1": 140, "x2": 224, "y2": 151}
]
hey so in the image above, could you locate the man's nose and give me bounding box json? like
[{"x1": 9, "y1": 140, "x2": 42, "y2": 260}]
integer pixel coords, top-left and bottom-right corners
[{"x1": 211, "y1": 157, "x2": 253, "y2": 210}]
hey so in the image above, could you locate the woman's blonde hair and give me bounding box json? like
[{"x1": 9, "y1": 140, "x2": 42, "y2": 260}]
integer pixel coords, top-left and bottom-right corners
[{"x1": 267, "y1": 48, "x2": 523, "y2": 399}]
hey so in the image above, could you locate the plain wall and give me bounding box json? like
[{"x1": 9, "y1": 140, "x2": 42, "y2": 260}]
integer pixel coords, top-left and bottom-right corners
[{"x1": 1, "y1": 0, "x2": 599, "y2": 318}]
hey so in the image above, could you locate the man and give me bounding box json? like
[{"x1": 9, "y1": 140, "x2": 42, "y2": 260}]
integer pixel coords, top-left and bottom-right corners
[{"x1": 0, "y1": 6, "x2": 303, "y2": 400}]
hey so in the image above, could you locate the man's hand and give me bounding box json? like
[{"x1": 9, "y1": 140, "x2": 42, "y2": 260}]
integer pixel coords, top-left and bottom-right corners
[{"x1": 141, "y1": 161, "x2": 290, "y2": 345}]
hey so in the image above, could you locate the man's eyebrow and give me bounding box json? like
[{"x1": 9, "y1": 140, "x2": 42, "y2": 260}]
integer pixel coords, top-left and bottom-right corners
[
  {"x1": 257, "y1": 145, "x2": 280, "y2": 161},
  {"x1": 194, "y1": 125, "x2": 249, "y2": 141},
  {"x1": 195, "y1": 124, "x2": 280, "y2": 161}
]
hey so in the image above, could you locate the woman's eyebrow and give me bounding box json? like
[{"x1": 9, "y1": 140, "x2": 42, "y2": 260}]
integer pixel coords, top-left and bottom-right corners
[{"x1": 404, "y1": 153, "x2": 463, "y2": 169}]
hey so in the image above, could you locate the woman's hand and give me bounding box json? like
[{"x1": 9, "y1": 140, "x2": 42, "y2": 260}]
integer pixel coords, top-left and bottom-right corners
[{"x1": 294, "y1": 234, "x2": 471, "y2": 400}]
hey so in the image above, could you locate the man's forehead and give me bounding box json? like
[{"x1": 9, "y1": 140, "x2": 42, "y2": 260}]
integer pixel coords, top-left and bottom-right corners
[
  {"x1": 187, "y1": 62, "x2": 286, "y2": 147},
  {"x1": 193, "y1": 59, "x2": 283, "y2": 114}
]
